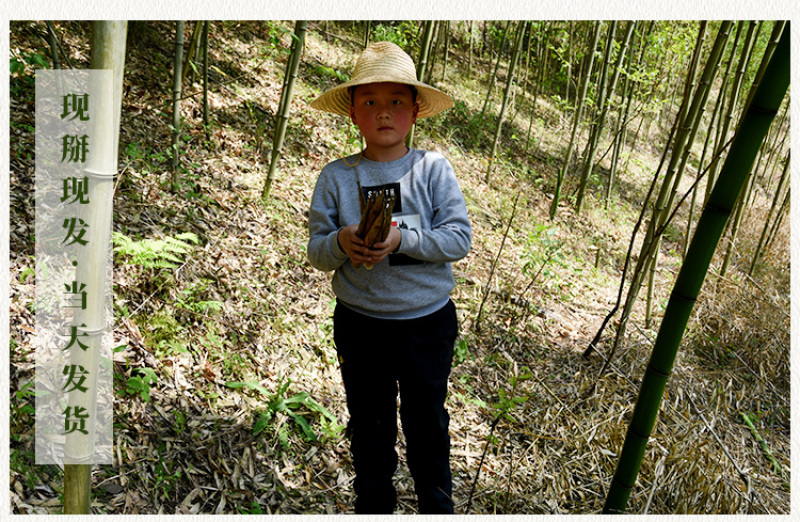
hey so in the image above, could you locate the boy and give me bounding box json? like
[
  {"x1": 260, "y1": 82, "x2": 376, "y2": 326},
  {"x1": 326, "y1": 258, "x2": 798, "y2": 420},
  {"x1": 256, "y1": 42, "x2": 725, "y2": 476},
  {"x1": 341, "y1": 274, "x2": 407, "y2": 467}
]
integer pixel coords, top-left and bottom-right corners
[{"x1": 307, "y1": 41, "x2": 471, "y2": 514}]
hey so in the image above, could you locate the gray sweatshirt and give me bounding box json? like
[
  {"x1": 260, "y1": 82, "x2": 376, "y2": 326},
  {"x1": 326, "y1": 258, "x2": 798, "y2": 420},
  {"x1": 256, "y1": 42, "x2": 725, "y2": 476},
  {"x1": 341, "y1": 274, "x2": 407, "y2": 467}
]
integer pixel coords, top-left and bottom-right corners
[{"x1": 307, "y1": 148, "x2": 472, "y2": 319}]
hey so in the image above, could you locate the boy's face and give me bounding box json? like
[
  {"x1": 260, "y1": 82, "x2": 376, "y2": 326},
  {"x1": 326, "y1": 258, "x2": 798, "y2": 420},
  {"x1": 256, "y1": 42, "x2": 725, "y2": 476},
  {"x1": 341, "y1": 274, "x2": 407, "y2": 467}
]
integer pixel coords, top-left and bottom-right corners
[{"x1": 349, "y1": 82, "x2": 419, "y2": 161}]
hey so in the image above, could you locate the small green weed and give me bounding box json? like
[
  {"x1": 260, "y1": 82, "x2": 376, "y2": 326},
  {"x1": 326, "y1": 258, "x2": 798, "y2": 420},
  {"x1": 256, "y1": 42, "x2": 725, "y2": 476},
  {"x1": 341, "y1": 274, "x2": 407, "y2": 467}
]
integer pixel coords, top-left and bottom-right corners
[
  {"x1": 311, "y1": 64, "x2": 349, "y2": 82},
  {"x1": 124, "y1": 367, "x2": 158, "y2": 402},
  {"x1": 454, "y1": 338, "x2": 474, "y2": 366},
  {"x1": 113, "y1": 231, "x2": 200, "y2": 269},
  {"x1": 226, "y1": 377, "x2": 341, "y2": 445},
  {"x1": 153, "y1": 442, "x2": 181, "y2": 501},
  {"x1": 11, "y1": 380, "x2": 37, "y2": 441},
  {"x1": 175, "y1": 279, "x2": 223, "y2": 315},
  {"x1": 371, "y1": 21, "x2": 418, "y2": 48},
  {"x1": 238, "y1": 501, "x2": 265, "y2": 514}
]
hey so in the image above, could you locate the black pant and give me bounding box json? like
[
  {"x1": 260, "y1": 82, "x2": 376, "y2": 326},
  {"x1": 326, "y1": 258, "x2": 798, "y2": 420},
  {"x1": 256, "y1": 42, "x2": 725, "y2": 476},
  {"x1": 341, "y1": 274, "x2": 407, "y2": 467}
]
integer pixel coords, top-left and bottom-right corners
[{"x1": 333, "y1": 299, "x2": 457, "y2": 514}]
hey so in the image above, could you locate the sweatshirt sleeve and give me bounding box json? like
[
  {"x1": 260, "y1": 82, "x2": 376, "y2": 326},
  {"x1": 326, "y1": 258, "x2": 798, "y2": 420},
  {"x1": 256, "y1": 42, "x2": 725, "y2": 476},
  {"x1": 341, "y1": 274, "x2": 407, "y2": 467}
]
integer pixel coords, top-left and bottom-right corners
[
  {"x1": 395, "y1": 157, "x2": 472, "y2": 263},
  {"x1": 307, "y1": 166, "x2": 349, "y2": 272}
]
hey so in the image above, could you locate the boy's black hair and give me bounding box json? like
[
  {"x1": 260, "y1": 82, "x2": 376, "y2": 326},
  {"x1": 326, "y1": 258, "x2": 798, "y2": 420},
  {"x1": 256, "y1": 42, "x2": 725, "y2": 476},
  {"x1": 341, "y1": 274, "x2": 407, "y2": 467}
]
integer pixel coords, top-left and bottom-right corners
[{"x1": 349, "y1": 84, "x2": 419, "y2": 107}]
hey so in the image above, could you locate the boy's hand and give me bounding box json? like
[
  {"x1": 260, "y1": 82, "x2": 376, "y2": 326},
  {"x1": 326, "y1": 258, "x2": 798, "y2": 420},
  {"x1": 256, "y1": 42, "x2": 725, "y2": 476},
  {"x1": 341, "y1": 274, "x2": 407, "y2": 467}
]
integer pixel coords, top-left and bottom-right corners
[
  {"x1": 338, "y1": 225, "x2": 401, "y2": 266},
  {"x1": 365, "y1": 227, "x2": 401, "y2": 264},
  {"x1": 338, "y1": 225, "x2": 373, "y2": 265}
]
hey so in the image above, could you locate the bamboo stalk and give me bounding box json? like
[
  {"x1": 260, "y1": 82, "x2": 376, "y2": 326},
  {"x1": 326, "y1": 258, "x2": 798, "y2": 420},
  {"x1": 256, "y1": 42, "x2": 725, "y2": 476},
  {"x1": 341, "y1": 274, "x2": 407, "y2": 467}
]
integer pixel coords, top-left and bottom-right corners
[
  {"x1": 262, "y1": 20, "x2": 307, "y2": 201},
  {"x1": 603, "y1": 21, "x2": 789, "y2": 514},
  {"x1": 60, "y1": 21, "x2": 127, "y2": 514},
  {"x1": 475, "y1": 194, "x2": 521, "y2": 332},
  {"x1": 170, "y1": 21, "x2": 185, "y2": 184},
  {"x1": 406, "y1": 20, "x2": 435, "y2": 149},
  {"x1": 63, "y1": 464, "x2": 92, "y2": 513},
  {"x1": 740, "y1": 412, "x2": 785, "y2": 481}
]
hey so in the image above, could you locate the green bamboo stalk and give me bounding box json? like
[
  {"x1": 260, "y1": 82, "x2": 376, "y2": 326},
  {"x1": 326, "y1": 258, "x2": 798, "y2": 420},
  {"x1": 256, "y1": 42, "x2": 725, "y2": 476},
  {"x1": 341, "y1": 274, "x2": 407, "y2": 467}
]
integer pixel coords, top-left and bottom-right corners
[
  {"x1": 606, "y1": 21, "x2": 639, "y2": 208},
  {"x1": 63, "y1": 465, "x2": 92, "y2": 513},
  {"x1": 550, "y1": 21, "x2": 601, "y2": 220},
  {"x1": 574, "y1": 20, "x2": 616, "y2": 212},
  {"x1": 603, "y1": 21, "x2": 789, "y2": 514},
  {"x1": 705, "y1": 21, "x2": 759, "y2": 202},
  {"x1": 763, "y1": 186, "x2": 789, "y2": 254},
  {"x1": 486, "y1": 20, "x2": 527, "y2": 184},
  {"x1": 261, "y1": 20, "x2": 307, "y2": 202},
  {"x1": 576, "y1": 21, "x2": 634, "y2": 213},
  {"x1": 426, "y1": 21, "x2": 442, "y2": 82},
  {"x1": 406, "y1": 20, "x2": 435, "y2": 149},
  {"x1": 740, "y1": 21, "x2": 786, "y2": 117},
  {"x1": 740, "y1": 412, "x2": 785, "y2": 481},
  {"x1": 63, "y1": 20, "x2": 128, "y2": 514},
  {"x1": 441, "y1": 21, "x2": 451, "y2": 82},
  {"x1": 610, "y1": 21, "x2": 729, "y2": 356},
  {"x1": 683, "y1": 66, "x2": 728, "y2": 258},
  {"x1": 181, "y1": 21, "x2": 203, "y2": 86},
  {"x1": 479, "y1": 21, "x2": 510, "y2": 120},
  {"x1": 418, "y1": 20, "x2": 436, "y2": 84},
  {"x1": 467, "y1": 20, "x2": 474, "y2": 76},
  {"x1": 748, "y1": 151, "x2": 790, "y2": 275},
  {"x1": 642, "y1": 22, "x2": 735, "y2": 318},
  {"x1": 202, "y1": 21, "x2": 209, "y2": 141},
  {"x1": 171, "y1": 21, "x2": 184, "y2": 185}
]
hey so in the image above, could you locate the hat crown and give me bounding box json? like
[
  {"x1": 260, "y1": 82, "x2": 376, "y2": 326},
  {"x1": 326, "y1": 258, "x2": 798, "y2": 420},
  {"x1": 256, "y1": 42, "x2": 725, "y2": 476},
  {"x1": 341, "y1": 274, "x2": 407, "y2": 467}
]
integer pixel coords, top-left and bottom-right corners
[
  {"x1": 352, "y1": 41, "x2": 418, "y2": 84},
  {"x1": 309, "y1": 40, "x2": 453, "y2": 118}
]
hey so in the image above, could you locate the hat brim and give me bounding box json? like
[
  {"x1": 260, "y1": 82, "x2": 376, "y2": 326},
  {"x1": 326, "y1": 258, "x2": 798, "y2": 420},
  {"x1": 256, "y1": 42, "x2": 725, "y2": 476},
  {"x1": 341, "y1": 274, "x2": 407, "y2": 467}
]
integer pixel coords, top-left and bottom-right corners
[{"x1": 310, "y1": 76, "x2": 454, "y2": 119}]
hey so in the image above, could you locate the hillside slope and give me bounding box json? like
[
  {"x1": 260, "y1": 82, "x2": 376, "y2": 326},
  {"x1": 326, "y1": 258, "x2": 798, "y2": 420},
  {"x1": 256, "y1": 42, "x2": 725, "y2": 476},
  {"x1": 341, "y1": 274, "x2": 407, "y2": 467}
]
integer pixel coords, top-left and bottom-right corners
[{"x1": 9, "y1": 20, "x2": 790, "y2": 514}]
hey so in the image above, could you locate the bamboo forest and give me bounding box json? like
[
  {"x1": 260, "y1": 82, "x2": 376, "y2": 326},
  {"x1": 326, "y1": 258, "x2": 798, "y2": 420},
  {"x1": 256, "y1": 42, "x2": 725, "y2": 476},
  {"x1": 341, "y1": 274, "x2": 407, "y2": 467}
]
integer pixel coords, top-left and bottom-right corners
[{"x1": 8, "y1": 20, "x2": 791, "y2": 514}]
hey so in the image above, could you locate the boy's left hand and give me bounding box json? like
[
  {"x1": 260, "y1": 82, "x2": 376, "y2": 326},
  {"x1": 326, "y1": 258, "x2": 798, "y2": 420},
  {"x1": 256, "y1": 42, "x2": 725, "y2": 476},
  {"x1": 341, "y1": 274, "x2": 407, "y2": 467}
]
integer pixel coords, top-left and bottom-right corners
[{"x1": 365, "y1": 227, "x2": 401, "y2": 265}]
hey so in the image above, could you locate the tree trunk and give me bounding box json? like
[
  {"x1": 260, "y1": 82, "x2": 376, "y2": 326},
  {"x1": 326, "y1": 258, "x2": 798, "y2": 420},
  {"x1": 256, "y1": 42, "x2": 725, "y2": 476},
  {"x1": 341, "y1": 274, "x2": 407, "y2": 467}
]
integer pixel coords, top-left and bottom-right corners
[
  {"x1": 705, "y1": 21, "x2": 758, "y2": 201},
  {"x1": 603, "y1": 22, "x2": 789, "y2": 513},
  {"x1": 468, "y1": 20, "x2": 474, "y2": 76},
  {"x1": 584, "y1": 21, "x2": 729, "y2": 361},
  {"x1": 262, "y1": 20, "x2": 307, "y2": 201},
  {"x1": 202, "y1": 21, "x2": 210, "y2": 141},
  {"x1": 627, "y1": 21, "x2": 730, "y2": 340},
  {"x1": 170, "y1": 21, "x2": 185, "y2": 185},
  {"x1": 426, "y1": 21, "x2": 441, "y2": 81},
  {"x1": 182, "y1": 21, "x2": 203, "y2": 86},
  {"x1": 441, "y1": 21, "x2": 450, "y2": 82},
  {"x1": 406, "y1": 20, "x2": 435, "y2": 149},
  {"x1": 62, "y1": 20, "x2": 128, "y2": 514},
  {"x1": 485, "y1": 20, "x2": 527, "y2": 183},
  {"x1": 748, "y1": 150, "x2": 789, "y2": 275},
  {"x1": 45, "y1": 21, "x2": 61, "y2": 69},
  {"x1": 606, "y1": 22, "x2": 640, "y2": 207},
  {"x1": 480, "y1": 21, "x2": 510, "y2": 120},
  {"x1": 550, "y1": 21, "x2": 602, "y2": 220},
  {"x1": 576, "y1": 21, "x2": 634, "y2": 213}
]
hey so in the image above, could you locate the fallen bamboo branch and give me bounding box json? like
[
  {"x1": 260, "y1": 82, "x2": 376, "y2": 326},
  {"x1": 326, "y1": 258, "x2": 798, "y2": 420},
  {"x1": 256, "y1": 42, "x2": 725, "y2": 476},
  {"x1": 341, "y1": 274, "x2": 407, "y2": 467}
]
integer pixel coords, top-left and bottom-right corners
[
  {"x1": 474, "y1": 193, "x2": 521, "y2": 332},
  {"x1": 740, "y1": 411, "x2": 787, "y2": 486},
  {"x1": 686, "y1": 394, "x2": 762, "y2": 511}
]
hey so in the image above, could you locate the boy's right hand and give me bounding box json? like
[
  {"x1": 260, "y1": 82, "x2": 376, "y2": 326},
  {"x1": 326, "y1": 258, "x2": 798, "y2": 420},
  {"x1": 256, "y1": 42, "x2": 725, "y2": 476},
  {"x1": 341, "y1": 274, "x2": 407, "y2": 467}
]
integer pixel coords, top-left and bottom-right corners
[{"x1": 338, "y1": 225, "x2": 374, "y2": 265}]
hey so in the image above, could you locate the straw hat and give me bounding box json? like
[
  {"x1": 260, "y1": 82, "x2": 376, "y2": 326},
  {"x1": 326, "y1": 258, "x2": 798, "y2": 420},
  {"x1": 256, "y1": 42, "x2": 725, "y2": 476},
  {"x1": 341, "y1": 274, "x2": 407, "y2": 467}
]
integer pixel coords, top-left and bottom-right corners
[{"x1": 310, "y1": 41, "x2": 454, "y2": 119}]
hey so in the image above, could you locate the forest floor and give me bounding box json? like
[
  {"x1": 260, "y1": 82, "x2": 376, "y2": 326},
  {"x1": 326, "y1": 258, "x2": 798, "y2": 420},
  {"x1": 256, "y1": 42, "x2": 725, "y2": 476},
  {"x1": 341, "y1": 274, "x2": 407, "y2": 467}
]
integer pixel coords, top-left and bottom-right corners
[{"x1": 9, "y1": 21, "x2": 791, "y2": 514}]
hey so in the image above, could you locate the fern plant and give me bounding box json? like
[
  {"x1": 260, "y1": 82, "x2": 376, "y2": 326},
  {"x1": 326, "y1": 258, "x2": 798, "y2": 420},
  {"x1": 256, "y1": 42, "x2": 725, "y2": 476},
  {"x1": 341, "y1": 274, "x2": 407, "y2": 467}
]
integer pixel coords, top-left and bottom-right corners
[{"x1": 113, "y1": 231, "x2": 199, "y2": 269}]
